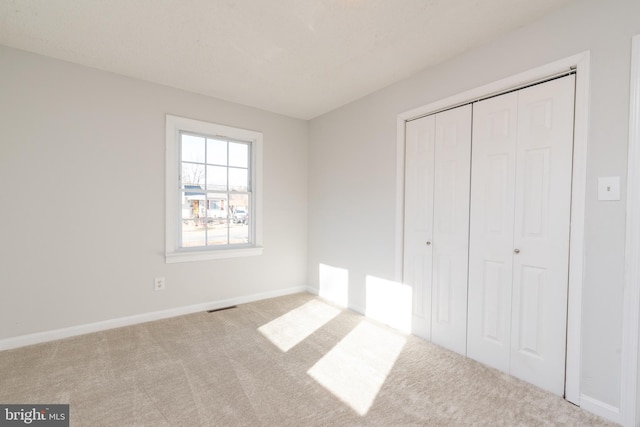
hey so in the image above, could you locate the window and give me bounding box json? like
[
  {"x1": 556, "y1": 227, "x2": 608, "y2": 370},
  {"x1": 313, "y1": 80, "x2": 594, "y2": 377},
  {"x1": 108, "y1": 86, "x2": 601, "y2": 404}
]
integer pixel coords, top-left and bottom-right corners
[{"x1": 166, "y1": 115, "x2": 263, "y2": 263}]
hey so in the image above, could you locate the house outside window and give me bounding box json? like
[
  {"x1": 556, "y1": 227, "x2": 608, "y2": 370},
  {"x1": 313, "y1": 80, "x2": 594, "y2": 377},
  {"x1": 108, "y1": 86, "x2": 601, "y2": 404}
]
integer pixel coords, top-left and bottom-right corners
[{"x1": 165, "y1": 115, "x2": 263, "y2": 263}]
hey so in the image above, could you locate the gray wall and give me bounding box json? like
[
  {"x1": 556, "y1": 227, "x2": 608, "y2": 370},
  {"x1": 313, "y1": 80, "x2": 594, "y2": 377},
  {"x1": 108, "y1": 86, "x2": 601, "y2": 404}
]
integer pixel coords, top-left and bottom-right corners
[
  {"x1": 308, "y1": 0, "x2": 639, "y2": 409},
  {"x1": 0, "y1": 46, "x2": 308, "y2": 339}
]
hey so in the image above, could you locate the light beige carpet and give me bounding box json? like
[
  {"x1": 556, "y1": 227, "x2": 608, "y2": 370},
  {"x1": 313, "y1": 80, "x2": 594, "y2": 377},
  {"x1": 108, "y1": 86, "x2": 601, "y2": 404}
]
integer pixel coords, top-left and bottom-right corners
[{"x1": 0, "y1": 293, "x2": 615, "y2": 426}]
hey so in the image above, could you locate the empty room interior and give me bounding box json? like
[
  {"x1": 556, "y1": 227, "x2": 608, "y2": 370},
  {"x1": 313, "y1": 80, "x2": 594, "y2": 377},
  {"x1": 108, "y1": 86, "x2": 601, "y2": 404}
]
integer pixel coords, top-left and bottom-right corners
[{"x1": 1, "y1": 0, "x2": 640, "y2": 425}]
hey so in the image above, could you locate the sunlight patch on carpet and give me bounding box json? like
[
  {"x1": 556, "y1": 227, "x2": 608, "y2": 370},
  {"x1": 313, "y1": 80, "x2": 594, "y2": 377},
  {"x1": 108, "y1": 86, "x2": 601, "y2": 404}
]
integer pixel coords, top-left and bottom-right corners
[
  {"x1": 307, "y1": 320, "x2": 406, "y2": 415},
  {"x1": 365, "y1": 275, "x2": 412, "y2": 333},
  {"x1": 258, "y1": 299, "x2": 341, "y2": 352}
]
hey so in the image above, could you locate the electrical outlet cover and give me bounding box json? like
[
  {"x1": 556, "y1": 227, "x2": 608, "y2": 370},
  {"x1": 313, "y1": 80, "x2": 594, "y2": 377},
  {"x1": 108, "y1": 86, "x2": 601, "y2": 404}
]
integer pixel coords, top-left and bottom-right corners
[
  {"x1": 598, "y1": 176, "x2": 620, "y2": 201},
  {"x1": 154, "y1": 277, "x2": 166, "y2": 291}
]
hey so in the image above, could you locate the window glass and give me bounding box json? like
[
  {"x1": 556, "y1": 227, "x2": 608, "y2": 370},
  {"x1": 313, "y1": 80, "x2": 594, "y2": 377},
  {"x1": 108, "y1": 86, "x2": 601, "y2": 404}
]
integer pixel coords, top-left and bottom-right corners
[
  {"x1": 182, "y1": 163, "x2": 204, "y2": 187},
  {"x1": 230, "y1": 194, "x2": 250, "y2": 244},
  {"x1": 179, "y1": 135, "x2": 251, "y2": 248},
  {"x1": 206, "y1": 166, "x2": 227, "y2": 191},
  {"x1": 229, "y1": 142, "x2": 249, "y2": 168},
  {"x1": 207, "y1": 138, "x2": 227, "y2": 165},
  {"x1": 181, "y1": 134, "x2": 205, "y2": 163},
  {"x1": 229, "y1": 168, "x2": 248, "y2": 192}
]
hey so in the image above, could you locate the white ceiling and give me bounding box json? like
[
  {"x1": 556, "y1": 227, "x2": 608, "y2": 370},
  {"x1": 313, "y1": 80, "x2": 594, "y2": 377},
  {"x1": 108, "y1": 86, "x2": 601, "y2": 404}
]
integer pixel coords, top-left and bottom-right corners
[{"x1": 0, "y1": 0, "x2": 574, "y2": 120}]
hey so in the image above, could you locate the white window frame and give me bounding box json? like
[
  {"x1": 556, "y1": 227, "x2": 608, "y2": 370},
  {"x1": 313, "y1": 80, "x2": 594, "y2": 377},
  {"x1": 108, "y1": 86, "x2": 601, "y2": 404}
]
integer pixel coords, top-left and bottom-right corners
[{"x1": 165, "y1": 115, "x2": 263, "y2": 263}]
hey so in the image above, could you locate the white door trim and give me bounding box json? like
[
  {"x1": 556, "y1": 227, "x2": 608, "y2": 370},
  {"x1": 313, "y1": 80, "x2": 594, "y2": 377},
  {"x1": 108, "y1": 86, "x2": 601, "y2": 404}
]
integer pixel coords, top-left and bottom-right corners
[
  {"x1": 395, "y1": 51, "x2": 591, "y2": 405},
  {"x1": 621, "y1": 34, "x2": 640, "y2": 427}
]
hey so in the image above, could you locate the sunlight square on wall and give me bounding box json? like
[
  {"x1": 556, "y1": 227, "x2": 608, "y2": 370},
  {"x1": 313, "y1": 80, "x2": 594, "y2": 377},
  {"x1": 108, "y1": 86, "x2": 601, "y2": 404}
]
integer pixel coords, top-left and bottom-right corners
[
  {"x1": 365, "y1": 275, "x2": 412, "y2": 333},
  {"x1": 319, "y1": 263, "x2": 349, "y2": 307}
]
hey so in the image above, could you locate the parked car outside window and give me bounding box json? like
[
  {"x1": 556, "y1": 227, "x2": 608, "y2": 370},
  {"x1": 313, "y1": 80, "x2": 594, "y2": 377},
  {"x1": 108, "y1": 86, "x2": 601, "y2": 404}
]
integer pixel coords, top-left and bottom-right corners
[{"x1": 233, "y1": 208, "x2": 248, "y2": 224}]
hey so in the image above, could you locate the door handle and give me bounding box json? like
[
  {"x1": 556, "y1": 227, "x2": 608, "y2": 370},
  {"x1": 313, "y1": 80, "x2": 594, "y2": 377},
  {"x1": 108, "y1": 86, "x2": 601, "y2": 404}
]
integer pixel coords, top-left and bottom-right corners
[
  {"x1": 514, "y1": 248, "x2": 520, "y2": 254},
  {"x1": 426, "y1": 241, "x2": 431, "y2": 246}
]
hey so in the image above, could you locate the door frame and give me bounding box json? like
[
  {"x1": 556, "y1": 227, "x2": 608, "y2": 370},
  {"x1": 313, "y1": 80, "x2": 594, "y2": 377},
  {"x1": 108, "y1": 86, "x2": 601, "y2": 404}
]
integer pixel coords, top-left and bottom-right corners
[
  {"x1": 395, "y1": 51, "x2": 591, "y2": 405},
  {"x1": 621, "y1": 34, "x2": 640, "y2": 427}
]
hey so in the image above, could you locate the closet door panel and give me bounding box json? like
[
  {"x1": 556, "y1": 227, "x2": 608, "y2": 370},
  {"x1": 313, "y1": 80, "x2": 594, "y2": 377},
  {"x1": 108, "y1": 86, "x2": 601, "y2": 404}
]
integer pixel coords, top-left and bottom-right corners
[
  {"x1": 431, "y1": 104, "x2": 472, "y2": 355},
  {"x1": 403, "y1": 115, "x2": 436, "y2": 340},
  {"x1": 510, "y1": 75, "x2": 575, "y2": 395},
  {"x1": 467, "y1": 92, "x2": 518, "y2": 372}
]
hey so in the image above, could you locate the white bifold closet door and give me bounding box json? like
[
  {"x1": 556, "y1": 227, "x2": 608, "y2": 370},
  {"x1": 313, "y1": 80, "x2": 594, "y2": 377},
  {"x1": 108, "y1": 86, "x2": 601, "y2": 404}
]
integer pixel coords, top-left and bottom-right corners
[
  {"x1": 431, "y1": 105, "x2": 472, "y2": 355},
  {"x1": 467, "y1": 75, "x2": 575, "y2": 395},
  {"x1": 404, "y1": 114, "x2": 435, "y2": 340},
  {"x1": 404, "y1": 105, "x2": 471, "y2": 354}
]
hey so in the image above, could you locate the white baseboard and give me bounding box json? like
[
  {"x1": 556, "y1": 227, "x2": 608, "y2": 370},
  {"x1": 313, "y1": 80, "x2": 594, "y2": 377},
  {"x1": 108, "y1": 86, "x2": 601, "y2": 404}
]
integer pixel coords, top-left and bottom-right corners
[
  {"x1": 349, "y1": 303, "x2": 366, "y2": 315},
  {"x1": 580, "y1": 394, "x2": 621, "y2": 424},
  {"x1": 307, "y1": 287, "x2": 366, "y2": 315},
  {"x1": 306, "y1": 286, "x2": 366, "y2": 315},
  {"x1": 0, "y1": 286, "x2": 308, "y2": 351}
]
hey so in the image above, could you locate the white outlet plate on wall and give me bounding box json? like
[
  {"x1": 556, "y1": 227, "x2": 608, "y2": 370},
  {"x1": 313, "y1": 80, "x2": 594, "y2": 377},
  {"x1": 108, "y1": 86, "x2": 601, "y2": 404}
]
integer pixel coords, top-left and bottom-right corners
[
  {"x1": 154, "y1": 277, "x2": 166, "y2": 291},
  {"x1": 598, "y1": 176, "x2": 621, "y2": 201}
]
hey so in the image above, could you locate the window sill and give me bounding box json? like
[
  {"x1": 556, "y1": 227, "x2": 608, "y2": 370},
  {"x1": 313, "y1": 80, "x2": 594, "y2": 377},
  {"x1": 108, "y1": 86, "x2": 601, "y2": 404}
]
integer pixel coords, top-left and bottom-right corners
[{"x1": 165, "y1": 246, "x2": 263, "y2": 263}]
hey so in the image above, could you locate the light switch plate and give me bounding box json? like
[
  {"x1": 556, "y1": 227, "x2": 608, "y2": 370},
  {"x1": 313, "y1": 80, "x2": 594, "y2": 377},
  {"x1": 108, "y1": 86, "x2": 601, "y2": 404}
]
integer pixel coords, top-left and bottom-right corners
[{"x1": 598, "y1": 176, "x2": 620, "y2": 201}]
